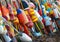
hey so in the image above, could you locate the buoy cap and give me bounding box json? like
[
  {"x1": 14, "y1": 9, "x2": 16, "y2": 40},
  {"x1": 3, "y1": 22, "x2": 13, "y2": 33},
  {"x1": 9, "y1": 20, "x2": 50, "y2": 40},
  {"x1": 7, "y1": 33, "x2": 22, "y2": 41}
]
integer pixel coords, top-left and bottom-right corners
[{"x1": 17, "y1": 9, "x2": 22, "y2": 14}]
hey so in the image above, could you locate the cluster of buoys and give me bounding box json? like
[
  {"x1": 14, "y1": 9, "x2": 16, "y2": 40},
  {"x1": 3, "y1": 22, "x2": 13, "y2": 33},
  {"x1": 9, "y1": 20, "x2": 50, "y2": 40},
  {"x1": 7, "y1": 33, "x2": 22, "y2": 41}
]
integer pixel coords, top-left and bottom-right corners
[{"x1": 0, "y1": 0, "x2": 60, "y2": 42}]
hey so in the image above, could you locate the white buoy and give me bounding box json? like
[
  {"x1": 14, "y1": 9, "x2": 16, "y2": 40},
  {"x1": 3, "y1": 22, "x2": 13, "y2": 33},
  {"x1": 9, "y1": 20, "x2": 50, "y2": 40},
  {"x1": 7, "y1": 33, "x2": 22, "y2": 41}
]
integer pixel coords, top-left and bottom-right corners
[
  {"x1": 0, "y1": 25, "x2": 4, "y2": 34},
  {"x1": 34, "y1": 10, "x2": 43, "y2": 21},
  {"x1": 44, "y1": 16, "x2": 52, "y2": 26},
  {"x1": 53, "y1": 8, "x2": 59, "y2": 18},
  {"x1": 3, "y1": 34, "x2": 11, "y2": 42},
  {"x1": 20, "y1": 33, "x2": 32, "y2": 42}
]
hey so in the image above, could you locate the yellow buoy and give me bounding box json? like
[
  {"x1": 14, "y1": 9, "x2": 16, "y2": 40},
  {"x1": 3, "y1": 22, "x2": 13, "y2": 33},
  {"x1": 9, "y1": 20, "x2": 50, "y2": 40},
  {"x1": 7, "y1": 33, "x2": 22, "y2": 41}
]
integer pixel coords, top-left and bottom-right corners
[{"x1": 49, "y1": 10, "x2": 54, "y2": 15}]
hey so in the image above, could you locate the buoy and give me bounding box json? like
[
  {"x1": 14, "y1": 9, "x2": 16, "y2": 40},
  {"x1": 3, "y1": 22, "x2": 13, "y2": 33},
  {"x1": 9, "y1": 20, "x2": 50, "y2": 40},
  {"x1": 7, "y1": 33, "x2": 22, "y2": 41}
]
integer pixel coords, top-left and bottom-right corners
[
  {"x1": 17, "y1": 9, "x2": 30, "y2": 35},
  {"x1": 20, "y1": 33, "x2": 32, "y2": 42}
]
